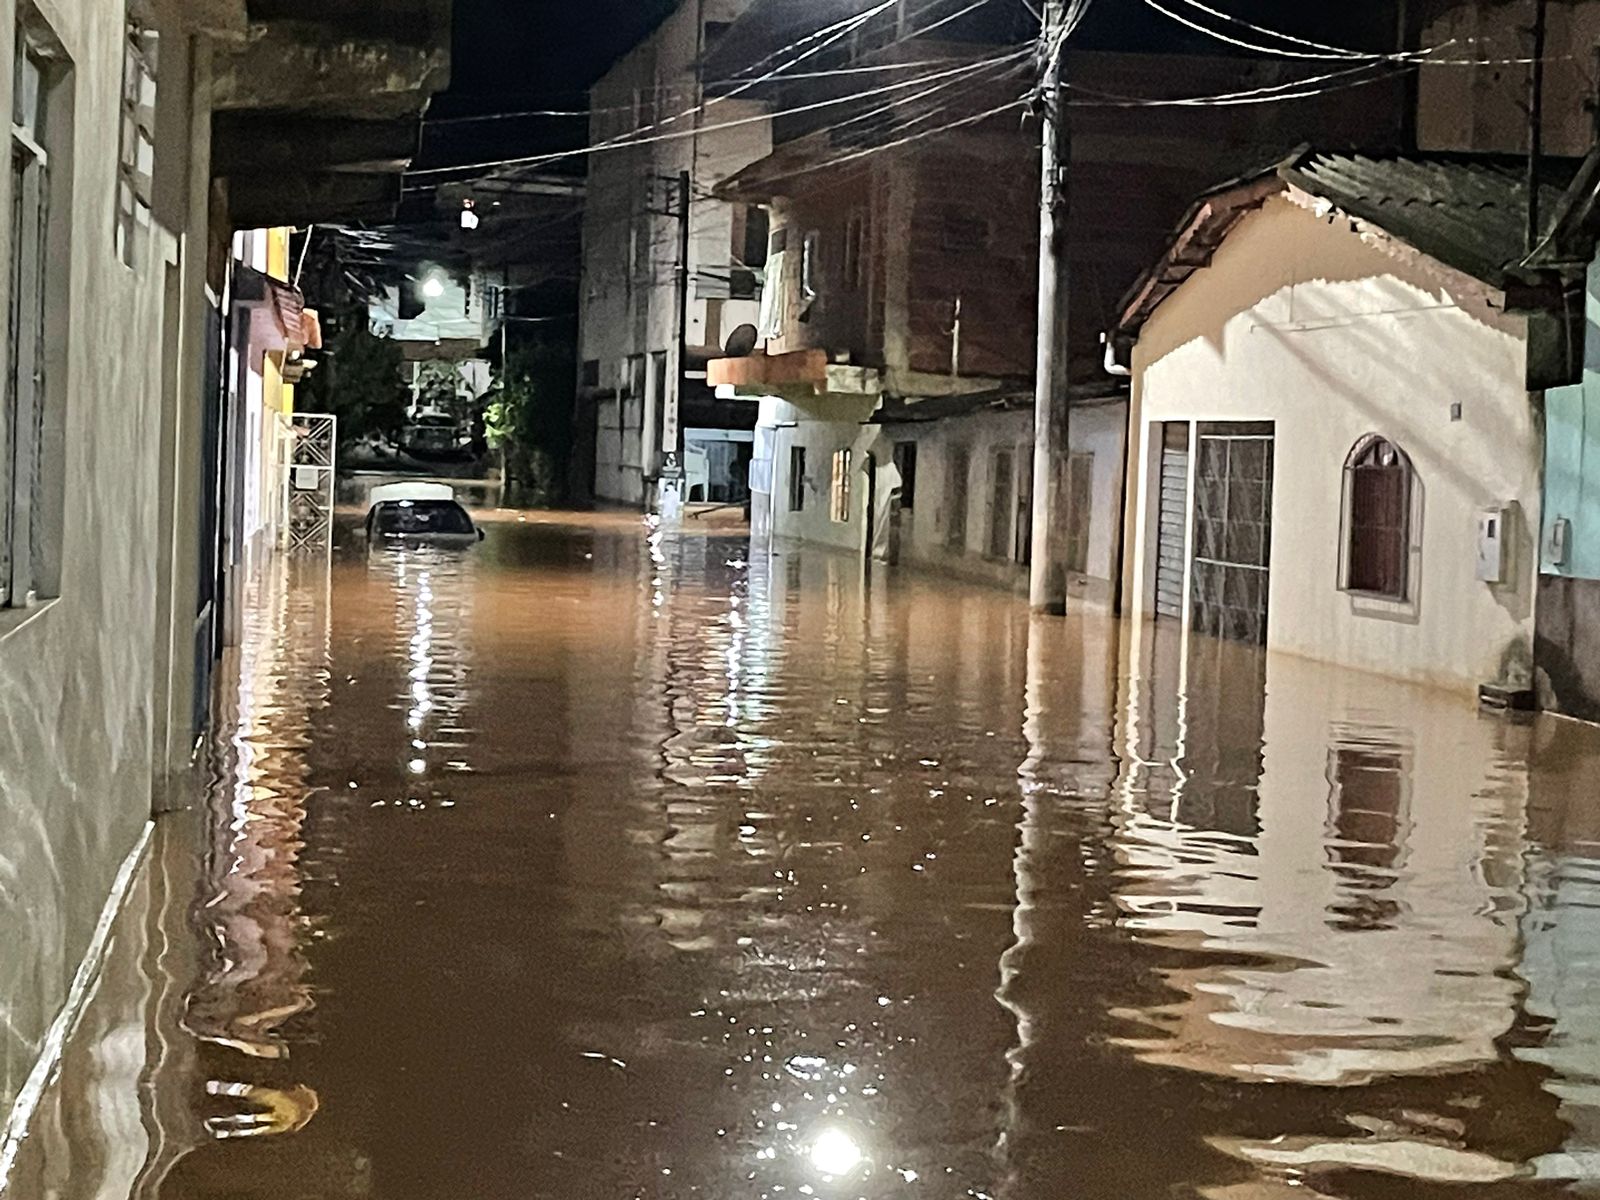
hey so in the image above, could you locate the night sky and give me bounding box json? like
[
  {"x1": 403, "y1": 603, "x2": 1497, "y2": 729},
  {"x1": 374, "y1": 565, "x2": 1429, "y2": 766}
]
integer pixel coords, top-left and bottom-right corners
[{"x1": 414, "y1": 0, "x2": 1409, "y2": 173}]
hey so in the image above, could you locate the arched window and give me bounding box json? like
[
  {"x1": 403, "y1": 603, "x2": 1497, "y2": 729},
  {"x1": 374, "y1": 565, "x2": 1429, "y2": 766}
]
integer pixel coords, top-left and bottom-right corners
[{"x1": 1342, "y1": 436, "x2": 1413, "y2": 600}]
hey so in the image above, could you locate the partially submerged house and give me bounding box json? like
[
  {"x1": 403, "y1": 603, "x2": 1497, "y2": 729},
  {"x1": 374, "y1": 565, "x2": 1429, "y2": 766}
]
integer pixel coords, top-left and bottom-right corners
[
  {"x1": 707, "y1": 42, "x2": 1405, "y2": 600},
  {"x1": 1113, "y1": 152, "x2": 1581, "y2": 696}
]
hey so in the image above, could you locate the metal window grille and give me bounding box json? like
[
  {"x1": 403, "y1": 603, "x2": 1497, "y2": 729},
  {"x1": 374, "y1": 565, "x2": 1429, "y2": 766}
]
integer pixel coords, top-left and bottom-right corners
[
  {"x1": 5, "y1": 40, "x2": 51, "y2": 607},
  {"x1": 116, "y1": 20, "x2": 157, "y2": 268}
]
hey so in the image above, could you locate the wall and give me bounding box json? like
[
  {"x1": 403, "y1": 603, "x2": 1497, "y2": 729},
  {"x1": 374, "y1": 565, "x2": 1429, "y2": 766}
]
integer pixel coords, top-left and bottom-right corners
[
  {"x1": 0, "y1": 0, "x2": 205, "y2": 1151},
  {"x1": 761, "y1": 395, "x2": 879, "y2": 553},
  {"x1": 1536, "y1": 252, "x2": 1600, "y2": 720},
  {"x1": 1416, "y1": 0, "x2": 1600, "y2": 159},
  {"x1": 887, "y1": 401, "x2": 1126, "y2": 601},
  {"x1": 1126, "y1": 193, "x2": 1539, "y2": 695}
]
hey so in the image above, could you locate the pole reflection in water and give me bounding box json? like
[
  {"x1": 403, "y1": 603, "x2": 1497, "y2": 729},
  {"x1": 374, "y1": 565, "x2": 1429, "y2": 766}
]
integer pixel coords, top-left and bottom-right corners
[{"x1": 11, "y1": 513, "x2": 1600, "y2": 1200}]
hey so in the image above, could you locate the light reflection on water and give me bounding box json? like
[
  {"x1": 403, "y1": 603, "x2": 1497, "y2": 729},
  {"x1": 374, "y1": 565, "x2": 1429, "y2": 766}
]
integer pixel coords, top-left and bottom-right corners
[{"x1": 9, "y1": 511, "x2": 1600, "y2": 1199}]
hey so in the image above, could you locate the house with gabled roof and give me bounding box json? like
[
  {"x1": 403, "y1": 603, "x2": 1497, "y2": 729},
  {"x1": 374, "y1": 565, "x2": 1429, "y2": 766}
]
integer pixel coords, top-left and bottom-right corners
[{"x1": 1112, "y1": 151, "x2": 1583, "y2": 695}]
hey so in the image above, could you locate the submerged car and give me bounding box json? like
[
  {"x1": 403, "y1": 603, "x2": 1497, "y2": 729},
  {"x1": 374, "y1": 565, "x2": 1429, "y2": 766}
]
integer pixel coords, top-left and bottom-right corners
[{"x1": 365, "y1": 483, "x2": 484, "y2": 547}]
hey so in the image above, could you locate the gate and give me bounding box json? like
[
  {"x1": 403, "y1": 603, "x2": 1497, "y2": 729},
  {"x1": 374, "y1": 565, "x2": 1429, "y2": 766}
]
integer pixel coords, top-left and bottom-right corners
[
  {"x1": 283, "y1": 413, "x2": 337, "y2": 555},
  {"x1": 1190, "y1": 422, "x2": 1274, "y2": 645}
]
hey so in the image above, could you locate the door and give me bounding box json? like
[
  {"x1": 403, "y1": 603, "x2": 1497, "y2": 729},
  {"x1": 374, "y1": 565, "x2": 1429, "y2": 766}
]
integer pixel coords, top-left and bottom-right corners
[
  {"x1": 1191, "y1": 422, "x2": 1275, "y2": 645},
  {"x1": 1154, "y1": 423, "x2": 1189, "y2": 620}
]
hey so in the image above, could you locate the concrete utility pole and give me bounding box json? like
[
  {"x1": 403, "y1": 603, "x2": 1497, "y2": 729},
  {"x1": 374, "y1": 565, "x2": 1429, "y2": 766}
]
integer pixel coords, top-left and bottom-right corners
[
  {"x1": 1525, "y1": 0, "x2": 1548, "y2": 254},
  {"x1": 1028, "y1": 0, "x2": 1069, "y2": 614},
  {"x1": 668, "y1": 168, "x2": 691, "y2": 477}
]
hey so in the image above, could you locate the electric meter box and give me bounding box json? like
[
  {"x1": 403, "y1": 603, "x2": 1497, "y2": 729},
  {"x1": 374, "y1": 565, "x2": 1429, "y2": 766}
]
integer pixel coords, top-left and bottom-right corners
[{"x1": 1477, "y1": 506, "x2": 1510, "y2": 583}]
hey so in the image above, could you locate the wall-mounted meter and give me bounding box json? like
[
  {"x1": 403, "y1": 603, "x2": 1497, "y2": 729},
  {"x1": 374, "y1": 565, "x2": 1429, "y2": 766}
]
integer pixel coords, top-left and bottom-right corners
[
  {"x1": 1477, "y1": 506, "x2": 1509, "y2": 583},
  {"x1": 1548, "y1": 516, "x2": 1572, "y2": 568}
]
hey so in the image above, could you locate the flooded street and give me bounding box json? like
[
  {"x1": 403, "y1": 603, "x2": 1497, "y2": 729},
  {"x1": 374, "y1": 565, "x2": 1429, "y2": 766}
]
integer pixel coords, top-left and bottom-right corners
[{"x1": 16, "y1": 511, "x2": 1600, "y2": 1199}]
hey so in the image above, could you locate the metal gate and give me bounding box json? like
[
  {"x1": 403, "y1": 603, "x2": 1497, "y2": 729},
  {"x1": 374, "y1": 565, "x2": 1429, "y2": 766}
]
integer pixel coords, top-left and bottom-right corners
[
  {"x1": 283, "y1": 413, "x2": 337, "y2": 555},
  {"x1": 1191, "y1": 422, "x2": 1274, "y2": 645},
  {"x1": 1154, "y1": 423, "x2": 1189, "y2": 620}
]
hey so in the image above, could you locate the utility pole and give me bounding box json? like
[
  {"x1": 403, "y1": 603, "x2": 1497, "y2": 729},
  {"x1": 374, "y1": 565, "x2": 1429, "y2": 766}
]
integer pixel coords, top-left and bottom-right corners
[
  {"x1": 664, "y1": 168, "x2": 691, "y2": 499},
  {"x1": 1526, "y1": 0, "x2": 1548, "y2": 254},
  {"x1": 1028, "y1": 0, "x2": 1069, "y2": 614}
]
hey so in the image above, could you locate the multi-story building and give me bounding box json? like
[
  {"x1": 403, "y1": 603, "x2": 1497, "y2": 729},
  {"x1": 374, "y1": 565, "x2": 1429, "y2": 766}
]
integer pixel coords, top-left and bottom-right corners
[
  {"x1": 577, "y1": 0, "x2": 771, "y2": 510},
  {"x1": 0, "y1": 0, "x2": 448, "y2": 1173}
]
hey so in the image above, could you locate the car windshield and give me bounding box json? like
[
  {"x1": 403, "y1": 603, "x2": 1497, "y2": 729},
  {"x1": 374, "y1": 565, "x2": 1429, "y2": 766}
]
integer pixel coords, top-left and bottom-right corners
[{"x1": 371, "y1": 500, "x2": 474, "y2": 536}]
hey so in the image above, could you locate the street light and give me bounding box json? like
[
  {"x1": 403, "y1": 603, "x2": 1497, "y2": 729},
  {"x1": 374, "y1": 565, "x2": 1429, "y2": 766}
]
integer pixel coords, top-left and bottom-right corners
[{"x1": 421, "y1": 274, "x2": 446, "y2": 299}]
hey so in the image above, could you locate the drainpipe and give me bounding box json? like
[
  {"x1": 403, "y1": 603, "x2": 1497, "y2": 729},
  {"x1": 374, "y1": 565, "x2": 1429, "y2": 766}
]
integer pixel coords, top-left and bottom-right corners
[{"x1": 1101, "y1": 331, "x2": 1130, "y2": 377}]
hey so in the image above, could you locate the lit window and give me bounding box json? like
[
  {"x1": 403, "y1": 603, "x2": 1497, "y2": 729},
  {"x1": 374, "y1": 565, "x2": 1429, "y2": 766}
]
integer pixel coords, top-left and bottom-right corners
[
  {"x1": 115, "y1": 9, "x2": 157, "y2": 268},
  {"x1": 1341, "y1": 435, "x2": 1413, "y2": 600},
  {"x1": 830, "y1": 449, "x2": 851, "y2": 523},
  {"x1": 802, "y1": 230, "x2": 821, "y2": 305}
]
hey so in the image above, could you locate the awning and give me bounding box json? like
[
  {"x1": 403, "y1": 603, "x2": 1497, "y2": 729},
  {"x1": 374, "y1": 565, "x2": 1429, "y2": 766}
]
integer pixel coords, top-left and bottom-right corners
[{"x1": 233, "y1": 264, "x2": 312, "y2": 356}]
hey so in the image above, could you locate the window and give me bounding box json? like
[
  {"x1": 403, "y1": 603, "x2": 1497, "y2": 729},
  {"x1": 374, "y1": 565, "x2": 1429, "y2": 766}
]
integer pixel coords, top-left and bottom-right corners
[
  {"x1": 116, "y1": 9, "x2": 157, "y2": 268},
  {"x1": 843, "y1": 211, "x2": 866, "y2": 291},
  {"x1": 942, "y1": 213, "x2": 987, "y2": 254},
  {"x1": 788, "y1": 445, "x2": 807, "y2": 512},
  {"x1": 4, "y1": 31, "x2": 62, "y2": 606},
  {"x1": 580, "y1": 359, "x2": 600, "y2": 388},
  {"x1": 945, "y1": 444, "x2": 970, "y2": 551},
  {"x1": 1342, "y1": 435, "x2": 1413, "y2": 600},
  {"x1": 987, "y1": 449, "x2": 1013, "y2": 558},
  {"x1": 893, "y1": 441, "x2": 917, "y2": 510},
  {"x1": 830, "y1": 449, "x2": 852, "y2": 523}
]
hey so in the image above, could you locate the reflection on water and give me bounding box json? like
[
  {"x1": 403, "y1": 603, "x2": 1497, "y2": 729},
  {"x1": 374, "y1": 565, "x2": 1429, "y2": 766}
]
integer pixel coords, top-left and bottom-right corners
[{"x1": 10, "y1": 511, "x2": 1600, "y2": 1199}]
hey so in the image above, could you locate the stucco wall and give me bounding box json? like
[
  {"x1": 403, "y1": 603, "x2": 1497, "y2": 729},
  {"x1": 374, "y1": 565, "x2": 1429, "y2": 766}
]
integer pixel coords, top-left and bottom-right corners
[
  {"x1": 0, "y1": 0, "x2": 194, "y2": 1133},
  {"x1": 1126, "y1": 193, "x2": 1539, "y2": 694},
  {"x1": 889, "y1": 402, "x2": 1125, "y2": 602}
]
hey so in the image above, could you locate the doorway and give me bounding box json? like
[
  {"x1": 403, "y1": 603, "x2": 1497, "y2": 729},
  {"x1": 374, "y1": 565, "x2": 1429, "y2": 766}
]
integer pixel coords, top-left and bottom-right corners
[{"x1": 1190, "y1": 422, "x2": 1275, "y2": 645}]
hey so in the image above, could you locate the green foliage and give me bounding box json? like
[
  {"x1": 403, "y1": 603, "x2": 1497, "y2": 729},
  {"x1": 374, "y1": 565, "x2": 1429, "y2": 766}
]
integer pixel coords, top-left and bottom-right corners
[
  {"x1": 300, "y1": 308, "x2": 407, "y2": 448},
  {"x1": 488, "y1": 332, "x2": 576, "y2": 505}
]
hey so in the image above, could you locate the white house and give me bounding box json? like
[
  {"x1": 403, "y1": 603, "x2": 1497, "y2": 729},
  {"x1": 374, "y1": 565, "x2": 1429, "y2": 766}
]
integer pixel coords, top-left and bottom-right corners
[{"x1": 1115, "y1": 153, "x2": 1567, "y2": 695}]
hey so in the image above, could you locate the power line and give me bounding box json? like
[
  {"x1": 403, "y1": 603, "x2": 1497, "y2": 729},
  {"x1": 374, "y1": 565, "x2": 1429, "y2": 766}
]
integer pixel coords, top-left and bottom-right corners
[{"x1": 408, "y1": 49, "x2": 1029, "y2": 180}]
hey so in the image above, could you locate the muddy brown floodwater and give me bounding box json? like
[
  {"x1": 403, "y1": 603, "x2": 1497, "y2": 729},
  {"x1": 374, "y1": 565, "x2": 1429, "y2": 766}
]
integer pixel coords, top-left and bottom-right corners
[{"x1": 12, "y1": 511, "x2": 1600, "y2": 1199}]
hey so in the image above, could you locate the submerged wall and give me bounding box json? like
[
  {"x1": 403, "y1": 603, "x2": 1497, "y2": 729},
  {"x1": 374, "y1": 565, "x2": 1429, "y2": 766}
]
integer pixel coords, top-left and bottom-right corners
[
  {"x1": 0, "y1": 0, "x2": 203, "y2": 1149},
  {"x1": 1127, "y1": 193, "x2": 1538, "y2": 694}
]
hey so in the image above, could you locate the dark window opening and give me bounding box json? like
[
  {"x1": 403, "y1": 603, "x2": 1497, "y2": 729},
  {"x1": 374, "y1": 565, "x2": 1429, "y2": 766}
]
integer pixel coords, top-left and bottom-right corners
[
  {"x1": 1343, "y1": 436, "x2": 1412, "y2": 600},
  {"x1": 946, "y1": 444, "x2": 970, "y2": 551},
  {"x1": 581, "y1": 359, "x2": 600, "y2": 388},
  {"x1": 788, "y1": 445, "x2": 806, "y2": 512},
  {"x1": 893, "y1": 441, "x2": 917, "y2": 510},
  {"x1": 988, "y1": 448, "x2": 1013, "y2": 559}
]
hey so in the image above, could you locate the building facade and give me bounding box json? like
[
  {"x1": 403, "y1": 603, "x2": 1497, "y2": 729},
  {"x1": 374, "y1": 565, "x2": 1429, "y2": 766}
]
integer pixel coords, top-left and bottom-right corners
[
  {"x1": 577, "y1": 0, "x2": 770, "y2": 508},
  {"x1": 1118, "y1": 158, "x2": 1558, "y2": 695},
  {"x1": 0, "y1": 0, "x2": 448, "y2": 1174}
]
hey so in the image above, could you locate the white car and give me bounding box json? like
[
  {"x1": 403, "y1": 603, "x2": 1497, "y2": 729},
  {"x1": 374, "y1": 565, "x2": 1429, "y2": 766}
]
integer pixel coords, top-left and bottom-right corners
[{"x1": 364, "y1": 482, "x2": 483, "y2": 547}]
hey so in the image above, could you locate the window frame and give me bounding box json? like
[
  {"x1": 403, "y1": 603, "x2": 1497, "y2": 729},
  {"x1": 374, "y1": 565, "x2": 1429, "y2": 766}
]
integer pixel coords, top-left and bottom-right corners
[
  {"x1": 1339, "y1": 434, "x2": 1415, "y2": 602},
  {"x1": 829, "y1": 448, "x2": 851, "y2": 524},
  {"x1": 115, "y1": 13, "x2": 156, "y2": 269}
]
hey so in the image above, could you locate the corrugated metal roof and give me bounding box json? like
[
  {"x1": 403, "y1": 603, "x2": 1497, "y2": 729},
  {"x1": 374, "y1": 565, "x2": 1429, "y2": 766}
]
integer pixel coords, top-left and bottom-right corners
[
  {"x1": 1115, "y1": 151, "x2": 1581, "y2": 342},
  {"x1": 1284, "y1": 153, "x2": 1575, "y2": 286}
]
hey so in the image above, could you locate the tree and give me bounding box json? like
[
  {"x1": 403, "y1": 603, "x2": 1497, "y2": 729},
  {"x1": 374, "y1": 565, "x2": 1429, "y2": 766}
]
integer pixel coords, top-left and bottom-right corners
[
  {"x1": 484, "y1": 332, "x2": 576, "y2": 506},
  {"x1": 300, "y1": 307, "x2": 408, "y2": 452}
]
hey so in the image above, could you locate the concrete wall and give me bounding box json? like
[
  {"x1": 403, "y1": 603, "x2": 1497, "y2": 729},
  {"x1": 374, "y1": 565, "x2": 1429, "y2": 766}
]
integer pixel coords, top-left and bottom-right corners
[
  {"x1": 1417, "y1": 0, "x2": 1600, "y2": 159},
  {"x1": 1125, "y1": 192, "x2": 1539, "y2": 695},
  {"x1": 0, "y1": 0, "x2": 210, "y2": 1151},
  {"x1": 881, "y1": 402, "x2": 1126, "y2": 601},
  {"x1": 578, "y1": 0, "x2": 770, "y2": 505},
  {"x1": 758, "y1": 398, "x2": 1127, "y2": 601}
]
